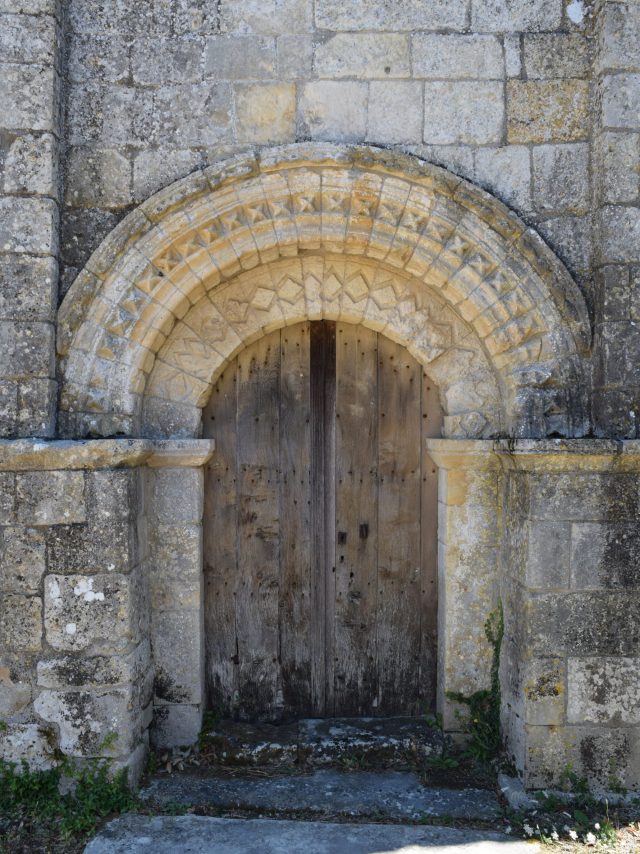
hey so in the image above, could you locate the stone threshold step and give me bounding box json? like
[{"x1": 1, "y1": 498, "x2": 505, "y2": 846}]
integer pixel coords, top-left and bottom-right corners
[
  {"x1": 199, "y1": 716, "x2": 445, "y2": 767},
  {"x1": 143, "y1": 769, "x2": 500, "y2": 821},
  {"x1": 86, "y1": 815, "x2": 538, "y2": 853}
]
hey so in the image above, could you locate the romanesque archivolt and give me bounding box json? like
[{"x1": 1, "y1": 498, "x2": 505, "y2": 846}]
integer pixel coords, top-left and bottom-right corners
[{"x1": 58, "y1": 144, "x2": 590, "y2": 440}]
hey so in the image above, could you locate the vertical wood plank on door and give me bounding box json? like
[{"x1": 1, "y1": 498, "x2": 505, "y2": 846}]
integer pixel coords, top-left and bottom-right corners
[
  {"x1": 420, "y1": 372, "x2": 442, "y2": 711},
  {"x1": 279, "y1": 322, "x2": 313, "y2": 715},
  {"x1": 376, "y1": 336, "x2": 422, "y2": 715},
  {"x1": 203, "y1": 365, "x2": 238, "y2": 715},
  {"x1": 334, "y1": 323, "x2": 378, "y2": 714},
  {"x1": 235, "y1": 334, "x2": 282, "y2": 719}
]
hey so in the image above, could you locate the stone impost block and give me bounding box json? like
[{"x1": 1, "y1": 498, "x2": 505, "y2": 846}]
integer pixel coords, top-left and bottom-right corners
[
  {"x1": 315, "y1": 0, "x2": 467, "y2": 31},
  {"x1": 44, "y1": 572, "x2": 139, "y2": 653},
  {"x1": 299, "y1": 81, "x2": 367, "y2": 142},
  {"x1": 601, "y1": 73, "x2": 640, "y2": 130},
  {"x1": 366, "y1": 82, "x2": 422, "y2": 145},
  {"x1": 423, "y1": 81, "x2": 504, "y2": 145},
  {"x1": 471, "y1": 0, "x2": 562, "y2": 31},
  {"x1": 532, "y1": 143, "x2": 590, "y2": 214},
  {"x1": 315, "y1": 33, "x2": 410, "y2": 79},
  {"x1": 0, "y1": 197, "x2": 58, "y2": 255},
  {"x1": 507, "y1": 80, "x2": 589, "y2": 143},
  {"x1": 0, "y1": 593, "x2": 42, "y2": 652},
  {"x1": 234, "y1": 83, "x2": 296, "y2": 144},
  {"x1": 16, "y1": 471, "x2": 85, "y2": 525},
  {"x1": 0, "y1": 63, "x2": 58, "y2": 132},
  {"x1": 0, "y1": 526, "x2": 46, "y2": 592},
  {"x1": 568, "y1": 657, "x2": 640, "y2": 725},
  {"x1": 412, "y1": 34, "x2": 503, "y2": 80},
  {"x1": 34, "y1": 687, "x2": 142, "y2": 756},
  {"x1": 0, "y1": 254, "x2": 57, "y2": 322}
]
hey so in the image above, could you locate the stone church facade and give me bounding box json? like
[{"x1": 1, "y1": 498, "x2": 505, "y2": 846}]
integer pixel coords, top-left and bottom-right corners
[{"x1": 1, "y1": 0, "x2": 639, "y2": 791}]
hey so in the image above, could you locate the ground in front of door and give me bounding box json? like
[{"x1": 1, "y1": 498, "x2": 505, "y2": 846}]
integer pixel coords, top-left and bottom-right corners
[{"x1": 84, "y1": 718, "x2": 640, "y2": 853}]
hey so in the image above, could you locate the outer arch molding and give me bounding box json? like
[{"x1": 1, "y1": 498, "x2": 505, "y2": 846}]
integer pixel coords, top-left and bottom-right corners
[{"x1": 58, "y1": 143, "x2": 590, "y2": 439}]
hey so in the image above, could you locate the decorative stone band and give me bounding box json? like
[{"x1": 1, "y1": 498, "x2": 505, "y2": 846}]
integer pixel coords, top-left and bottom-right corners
[
  {"x1": 427, "y1": 438, "x2": 640, "y2": 472},
  {"x1": 0, "y1": 438, "x2": 215, "y2": 471}
]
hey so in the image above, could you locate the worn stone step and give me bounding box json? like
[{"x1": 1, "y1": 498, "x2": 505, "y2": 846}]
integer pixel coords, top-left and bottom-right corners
[
  {"x1": 85, "y1": 815, "x2": 539, "y2": 854},
  {"x1": 199, "y1": 716, "x2": 445, "y2": 768},
  {"x1": 143, "y1": 769, "x2": 500, "y2": 821}
]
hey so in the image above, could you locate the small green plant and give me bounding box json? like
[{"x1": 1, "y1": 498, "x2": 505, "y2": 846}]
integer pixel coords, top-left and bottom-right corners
[
  {"x1": 559, "y1": 762, "x2": 590, "y2": 796},
  {"x1": 0, "y1": 756, "x2": 139, "y2": 840},
  {"x1": 607, "y1": 757, "x2": 628, "y2": 796},
  {"x1": 445, "y1": 600, "x2": 504, "y2": 762},
  {"x1": 0, "y1": 720, "x2": 8, "y2": 733}
]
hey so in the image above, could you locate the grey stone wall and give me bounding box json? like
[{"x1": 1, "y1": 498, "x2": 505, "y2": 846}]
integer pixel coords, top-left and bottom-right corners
[{"x1": 0, "y1": 463, "x2": 152, "y2": 775}]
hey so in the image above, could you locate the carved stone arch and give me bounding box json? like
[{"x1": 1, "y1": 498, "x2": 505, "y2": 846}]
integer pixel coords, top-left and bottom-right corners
[{"x1": 58, "y1": 144, "x2": 591, "y2": 439}]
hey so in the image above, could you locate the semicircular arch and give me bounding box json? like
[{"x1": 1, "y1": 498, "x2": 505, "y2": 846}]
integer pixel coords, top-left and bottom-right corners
[{"x1": 58, "y1": 143, "x2": 590, "y2": 439}]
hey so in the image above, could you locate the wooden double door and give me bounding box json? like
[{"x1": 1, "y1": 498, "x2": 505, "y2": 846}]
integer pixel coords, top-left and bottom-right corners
[{"x1": 203, "y1": 321, "x2": 440, "y2": 721}]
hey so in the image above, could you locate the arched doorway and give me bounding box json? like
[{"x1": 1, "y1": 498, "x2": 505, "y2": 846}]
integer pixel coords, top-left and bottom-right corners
[{"x1": 202, "y1": 321, "x2": 441, "y2": 721}]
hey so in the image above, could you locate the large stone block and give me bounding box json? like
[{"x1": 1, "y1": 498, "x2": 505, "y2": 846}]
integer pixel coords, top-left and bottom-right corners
[
  {"x1": 315, "y1": 0, "x2": 467, "y2": 31},
  {"x1": 44, "y1": 572, "x2": 139, "y2": 653},
  {"x1": 599, "y1": 206, "x2": 640, "y2": 263},
  {"x1": 522, "y1": 34, "x2": 591, "y2": 79},
  {"x1": 234, "y1": 82, "x2": 296, "y2": 144},
  {"x1": 597, "y1": 2, "x2": 640, "y2": 73},
  {"x1": 150, "y1": 82, "x2": 233, "y2": 146},
  {"x1": 0, "y1": 526, "x2": 46, "y2": 592},
  {"x1": 528, "y1": 472, "x2": 640, "y2": 522},
  {"x1": 471, "y1": 0, "x2": 562, "y2": 31},
  {"x1": 149, "y1": 468, "x2": 202, "y2": 524},
  {"x1": 220, "y1": 0, "x2": 312, "y2": 34},
  {"x1": 16, "y1": 471, "x2": 85, "y2": 525},
  {"x1": 205, "y1": 35, "x2": 276, "y2": 79},
  {"x1": 151, "y1": 609, "x2": 202, "y2": 706},
  {"x1": 0, "y1": 12, "x2": 58, "y2": 64},
  {"x1": 67, "y1": 32, "x2": 130, "y2": 84},
  {"x1": 0, "y1": 321, "x2": 54, "y2": 380},
  {"x1": 149, "y1": 524, "x2": 202, "y2": 611},
  {"x1": 568, "y1": 657, "x2": 640, "y2": 725},
  {"x1": 571, "y1": 521, "x2": 640, "y2": 589},
  {"x1": 523, "y1": 658, "x2": 566, "y2": 725},
  {"x1": 0, "y1": 723, "x2": 55, "y2": 770},
  {"x1": 315, "y1": 33, "x2": 410, "y2": 79},
  {"x1": 4, "y1": 133, "x2": 57, "y2": 197},
  {"x1": 507, "y1": 80, "x2": 589, "y2": 143},
  {"x1": 474, "y1": 145, "x2": 532, "y2": 214},
  {"x1": 0, "y1": 63, "x2": 57, "y2": 132},
  {"x1": 0, "y1": 198, "x2": 58, "y2": 255},
  {"x1": 34, "y1": 687, "x2": 142, "y2": 756},
  {"x1": 132, "y1": 36, "x2": 204, "y2": 85},
  {"x1": 596, "y1": 131, "x2": 640, "y2": 205},
  {"x1": 525, "y1": 521, "x2": 571, "y2": 589},
  {"x1": 0, "y1": 665, "x2": 31, "y2": 717},
  {"x1": 366, "y1": 82, "x2": 423, "y2": 145},
  {"x1": 151, "y1": 703, "x2": 201, "y2": 748},
  {"x1": 64, "y1": 147, "x2": 132, "y2": 208},
  {"x1": 423, "y1": 81, "x2": 504, "y2": 145},
  {"x1": 412, "y1": 34, "x2": 503, "y2": 80},
  {"x1": 299, "y1": 81, "x2": 367, "y2": 142},
  {"x1": 601, "y1": 73, "x2": 640, "y2": 130},
  {"x1": 532, "y1": 143, "x2": 589, "y2": 214},
  {"x1": 537, "y1": 215, "x2": 591, "y2": 277},
  {"x1": 528, "y1": 590, "x2": 640, "y2": 657},
  {"x1": 0, "y1": 255, "x2": 57, "y2": 322},
  {"x1": 0, "y1": 593, "x2": 42, "y2": 652},
  {"x1": 276, "y1": 34, "x2": 313, "y2": 78}
]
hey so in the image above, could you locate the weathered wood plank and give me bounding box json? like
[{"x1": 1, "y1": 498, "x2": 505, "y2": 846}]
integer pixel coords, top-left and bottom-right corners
[
  {"x1": 203, "y1": 364, "x2": 238, "y2": 715},
  {"x1": 334, "y1": 323, "x2": 378, "y2": 715},
  {"x1": 235, "y1": 334, "x2": 282, "y2": 720},
  {"x1": 279, "y1": 322, "x2": 313, "y2": 716},
  {"x1": 376, "y1": 336, "x2": 422, "y2": 715},
  {"x1": 420, "y1": 371, "x2": 442, "y2": 712}
]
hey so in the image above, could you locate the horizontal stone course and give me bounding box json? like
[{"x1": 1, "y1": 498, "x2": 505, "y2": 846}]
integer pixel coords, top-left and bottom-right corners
[
  {"x1": 315, "y1": 0, "x2": 467, "y2": 32},
  {"x1": 315, "y1": 33, "x2": 410, "y2": 79},
  {"x1": 412, "y1": 34, "x2": 503, "y2": 80}
]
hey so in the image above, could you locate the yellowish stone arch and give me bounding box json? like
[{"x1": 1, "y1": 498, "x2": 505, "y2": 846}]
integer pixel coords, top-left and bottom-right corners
[{"x1": 58, "y1": 144, "x2": 590, "y2": 439}]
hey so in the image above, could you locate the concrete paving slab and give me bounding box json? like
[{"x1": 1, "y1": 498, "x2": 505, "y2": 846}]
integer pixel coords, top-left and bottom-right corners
[
  {"x1": 143, "y1": 769, "x2": 500, "y2": 820},
  {"x1": 85, "y1": 815, "x2": 541, "y2": 854}
]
